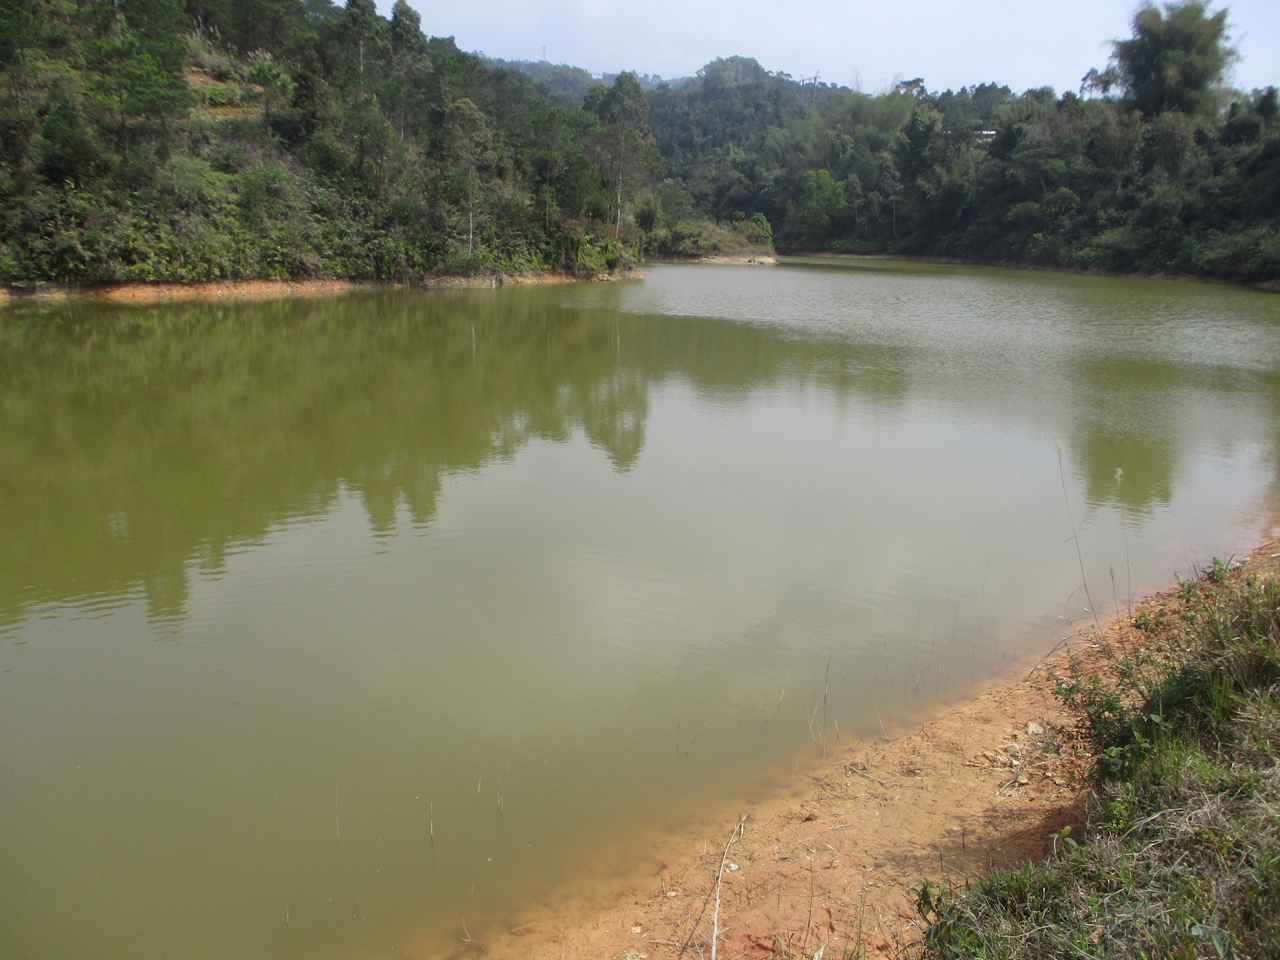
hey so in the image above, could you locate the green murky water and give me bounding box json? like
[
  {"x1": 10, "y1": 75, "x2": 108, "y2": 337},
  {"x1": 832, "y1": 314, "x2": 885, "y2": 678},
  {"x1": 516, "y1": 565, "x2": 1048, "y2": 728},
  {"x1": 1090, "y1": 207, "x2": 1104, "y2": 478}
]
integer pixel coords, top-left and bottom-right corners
[{"x1": 2, "y1": 260, "x2": 1278, "y2": 960}]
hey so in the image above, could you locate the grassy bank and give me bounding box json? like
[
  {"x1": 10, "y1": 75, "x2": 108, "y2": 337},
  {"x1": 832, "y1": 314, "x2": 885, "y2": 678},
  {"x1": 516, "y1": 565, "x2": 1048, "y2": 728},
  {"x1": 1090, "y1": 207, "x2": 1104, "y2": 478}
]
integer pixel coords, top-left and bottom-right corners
[
  {"x1": 641, "y1": 213, "x2": 775, "y2": 261},
  {"x1": 916, "y1": 558, "x2": 1280, "y2": 960}
]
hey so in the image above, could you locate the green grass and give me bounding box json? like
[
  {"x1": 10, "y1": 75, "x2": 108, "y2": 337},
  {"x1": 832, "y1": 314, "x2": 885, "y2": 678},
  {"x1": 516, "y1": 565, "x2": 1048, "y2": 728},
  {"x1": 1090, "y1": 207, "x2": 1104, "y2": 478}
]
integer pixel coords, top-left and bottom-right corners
[
  {"x1": 643, "y1": 215, "x2": 775, "y2": 259},
  {"x1": 917, "y1": 567, "x2": 1280, "y2": 960}
]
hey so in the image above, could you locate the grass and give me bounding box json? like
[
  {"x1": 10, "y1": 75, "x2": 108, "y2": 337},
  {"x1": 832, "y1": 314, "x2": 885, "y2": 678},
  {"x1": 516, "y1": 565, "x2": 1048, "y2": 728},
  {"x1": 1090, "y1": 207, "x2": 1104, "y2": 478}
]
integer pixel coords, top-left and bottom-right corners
[
  {"x1": 644, "y1": 217, "x2": 775, "y2": 260},
  {"x1": 915, "y1": 562, "x2": 1280, "y2": 960}
]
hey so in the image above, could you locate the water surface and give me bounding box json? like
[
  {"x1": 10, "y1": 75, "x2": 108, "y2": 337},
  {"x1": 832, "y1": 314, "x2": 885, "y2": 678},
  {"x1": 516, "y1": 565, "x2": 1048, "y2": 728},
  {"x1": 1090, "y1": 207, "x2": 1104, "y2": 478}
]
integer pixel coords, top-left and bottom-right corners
[{"x1": 2, "y1": 261, "x2": 1278, "y2": 960}]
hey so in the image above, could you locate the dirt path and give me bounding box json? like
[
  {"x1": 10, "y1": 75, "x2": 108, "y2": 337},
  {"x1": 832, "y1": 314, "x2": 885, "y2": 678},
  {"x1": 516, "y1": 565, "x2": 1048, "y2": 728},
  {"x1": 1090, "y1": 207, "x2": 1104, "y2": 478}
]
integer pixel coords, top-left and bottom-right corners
[{"x1": 471, "y1": 537, "x2": 1280, "y2": 960}]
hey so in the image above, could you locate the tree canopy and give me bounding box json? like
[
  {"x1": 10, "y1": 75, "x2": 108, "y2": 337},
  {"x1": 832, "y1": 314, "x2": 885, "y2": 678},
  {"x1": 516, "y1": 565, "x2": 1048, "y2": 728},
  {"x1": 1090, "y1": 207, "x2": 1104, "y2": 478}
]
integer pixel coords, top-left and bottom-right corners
[{"x1": 1085, "y1": 0, "x2": 1237, "y2": 117}]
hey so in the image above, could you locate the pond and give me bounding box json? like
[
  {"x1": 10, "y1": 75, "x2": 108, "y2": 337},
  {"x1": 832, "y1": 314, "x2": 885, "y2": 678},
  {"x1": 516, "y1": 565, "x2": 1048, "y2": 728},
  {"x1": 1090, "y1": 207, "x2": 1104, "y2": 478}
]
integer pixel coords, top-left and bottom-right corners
[{"x1": 2, "y1": 260, "x2": 1278, "y2": 960}]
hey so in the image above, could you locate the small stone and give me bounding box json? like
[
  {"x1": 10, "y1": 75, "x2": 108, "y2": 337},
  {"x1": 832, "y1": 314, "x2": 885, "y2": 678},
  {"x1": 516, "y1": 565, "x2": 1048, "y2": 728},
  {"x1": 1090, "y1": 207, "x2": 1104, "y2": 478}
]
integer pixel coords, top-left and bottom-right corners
[
  {"x1": 1027, "y1": 722, "x2": 1045, "y2": 736},
  {"x1": 1003, "y1": 743, "x2": 1023, "y2": 756},
  {"x1": 727, "y1": 863, "x2": 740, "y2": 872}
]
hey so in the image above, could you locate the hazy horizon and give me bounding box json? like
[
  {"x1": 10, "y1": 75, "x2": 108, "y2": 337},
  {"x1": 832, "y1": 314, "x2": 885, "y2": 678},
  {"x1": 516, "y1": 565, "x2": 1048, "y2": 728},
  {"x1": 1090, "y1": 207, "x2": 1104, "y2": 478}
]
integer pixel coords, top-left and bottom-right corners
[{"x1": 387, "y1": 0, "x2": 1277, "y2": 96}]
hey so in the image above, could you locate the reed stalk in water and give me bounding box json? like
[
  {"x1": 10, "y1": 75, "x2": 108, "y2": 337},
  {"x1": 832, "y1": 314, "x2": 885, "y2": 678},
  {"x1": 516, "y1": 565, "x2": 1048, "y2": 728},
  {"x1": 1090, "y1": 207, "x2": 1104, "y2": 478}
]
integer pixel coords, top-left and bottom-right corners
[
  {"x1": 1057, "y1": 440, "x2": 1102, "y2": 634},
  {"x1": 1117, "y1": 468, "x2": 1132, "y2": 616}
]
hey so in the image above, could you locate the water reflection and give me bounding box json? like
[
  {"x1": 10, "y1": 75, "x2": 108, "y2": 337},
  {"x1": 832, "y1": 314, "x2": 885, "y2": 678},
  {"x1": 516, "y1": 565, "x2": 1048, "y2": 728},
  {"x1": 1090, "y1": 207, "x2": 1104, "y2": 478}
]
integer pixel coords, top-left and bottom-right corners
[{"x1": 0, "y1": 288, "x2": 924, "y2": 626}]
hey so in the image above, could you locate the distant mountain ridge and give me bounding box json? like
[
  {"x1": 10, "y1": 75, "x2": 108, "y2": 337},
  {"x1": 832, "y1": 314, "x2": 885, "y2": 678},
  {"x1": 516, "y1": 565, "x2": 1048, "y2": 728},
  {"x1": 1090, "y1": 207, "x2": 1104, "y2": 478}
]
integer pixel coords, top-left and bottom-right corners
[{"x1": 481, "y1": 57, "x2": 687, "y2": 106}]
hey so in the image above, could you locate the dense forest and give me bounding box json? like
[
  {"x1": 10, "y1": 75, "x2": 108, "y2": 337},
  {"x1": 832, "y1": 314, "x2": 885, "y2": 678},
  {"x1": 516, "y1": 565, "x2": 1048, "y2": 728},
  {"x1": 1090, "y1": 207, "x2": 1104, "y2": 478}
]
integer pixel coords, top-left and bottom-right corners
[
  {"x1": 0, "y1": 0, "x2": 1276, "y2": 285},
  {"x1": 0, "y1": 0, "x2": 661, "y2": 283},
  {"x1": 481, "y1": 57, "x2": 675, "y2": 107},
  {"x1": 645, "y1": 6, "x2": 1279, "y2": 282}
]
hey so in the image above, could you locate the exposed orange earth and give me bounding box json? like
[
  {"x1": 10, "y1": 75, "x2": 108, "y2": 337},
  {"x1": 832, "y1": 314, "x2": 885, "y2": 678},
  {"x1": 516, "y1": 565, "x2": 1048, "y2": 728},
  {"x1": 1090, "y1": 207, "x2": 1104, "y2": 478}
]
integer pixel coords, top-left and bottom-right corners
[{"x1": 0, "y1": 269, "x2": 642, "y2": 304}]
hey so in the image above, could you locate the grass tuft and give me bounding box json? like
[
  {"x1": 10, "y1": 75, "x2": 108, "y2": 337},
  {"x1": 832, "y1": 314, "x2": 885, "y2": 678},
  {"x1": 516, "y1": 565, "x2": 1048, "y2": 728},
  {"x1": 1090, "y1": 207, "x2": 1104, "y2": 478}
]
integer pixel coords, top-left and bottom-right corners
[{"x1": 917, "y1": 569, "x2": 1280, "y2": 960}]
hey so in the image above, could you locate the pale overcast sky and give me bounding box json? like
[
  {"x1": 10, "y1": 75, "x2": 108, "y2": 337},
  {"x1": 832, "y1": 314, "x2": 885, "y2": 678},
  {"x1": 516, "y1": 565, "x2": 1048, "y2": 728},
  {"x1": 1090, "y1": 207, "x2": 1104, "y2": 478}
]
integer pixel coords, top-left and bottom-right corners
[{"x1": 390, "y1": 0, "x2": 1278, "y2": 95}]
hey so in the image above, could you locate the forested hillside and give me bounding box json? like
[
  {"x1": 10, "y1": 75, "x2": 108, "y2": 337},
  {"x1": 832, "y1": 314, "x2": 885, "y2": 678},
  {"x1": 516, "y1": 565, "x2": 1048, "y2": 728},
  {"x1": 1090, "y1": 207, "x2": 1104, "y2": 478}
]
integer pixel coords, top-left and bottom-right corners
[
  {"x1": 646, "y1": 3, "x2": 1279, "y2": 282},
  {"x1": 0, "y1": 0, "x2": 659, "y2": 284},
  {"x1": 0, "y1": 0, "x2": 1276, "y2": 285},
  {"x1": 481, "y1": 58, "x2": 677, "y2": 108}
]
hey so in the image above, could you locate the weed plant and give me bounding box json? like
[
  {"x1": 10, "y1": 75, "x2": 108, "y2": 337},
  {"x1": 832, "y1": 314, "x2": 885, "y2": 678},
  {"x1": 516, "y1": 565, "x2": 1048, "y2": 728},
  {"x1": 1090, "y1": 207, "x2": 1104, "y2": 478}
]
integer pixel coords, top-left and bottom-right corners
[{"x1": 917, "y1": 566, "x2": 1280, "y2": 960}]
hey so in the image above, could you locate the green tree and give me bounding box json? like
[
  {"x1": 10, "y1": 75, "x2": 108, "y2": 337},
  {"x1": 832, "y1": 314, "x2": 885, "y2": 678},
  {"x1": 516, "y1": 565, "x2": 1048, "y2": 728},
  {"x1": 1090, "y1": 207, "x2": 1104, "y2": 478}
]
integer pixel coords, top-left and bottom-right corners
[
  {"x1": 386, "y1": 0, "x2": 427, "y2": 59},
  {"x1": 384, "y1": 0, "x2": 430, "y2": 138},
  {"x1": 1087, "y1": 1, "x2": 1237, "y2": 116},
  {"x1": 585, "y1": 72, "x2": 655, "y2": 237},
  {"x1": 0, "y1": 0, "x2": 41, "y2": 111},
  {"x1": 389, "y1": 0, "x2": 427, "y2": 60},
  {"x1": 88, "y1": 29, "x2": 192, "y2": 149},
  {"x1": 38, "y1": 86, "x2": 106, "y2": 186},
  {"x1": 331, "y1": 0, "x2": 387, "y2": 92},
  {"x1": 787, "y1": 169, "x2": 846, "y2": 243},
  {"x1": 446, "y1": 97, "x2": 491, "y2": 255}
]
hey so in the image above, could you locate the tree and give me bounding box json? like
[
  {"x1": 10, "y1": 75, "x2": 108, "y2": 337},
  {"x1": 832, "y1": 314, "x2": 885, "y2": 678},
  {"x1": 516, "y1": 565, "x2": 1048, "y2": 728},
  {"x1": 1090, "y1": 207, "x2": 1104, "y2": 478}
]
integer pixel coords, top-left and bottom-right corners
[
  {"x1": 446, "y1": 97, "x2": 491, "y2": 254},
  {"x1": 583, "y1": 72, "x2": 654, "y2": 237},
  {"x1": 333, "y1": 0, "x2": 387, "y2": 91},
  {"x1": 384, "y1": 0, "x2": 430, "y2": 137},
  {"x1": 88, "y1": 29, "x2": 192, "y2": 148},
  {"x1": 183, "y1": 0, "x2": 311, "y2": 53},
  {"x1": 787, "y1": 169, "x2": 846, "y2": 243},
  {"x1": 1086, "y1": 1, "x2": 1237, "y2": 116},
  {"x1": 0, "y1": 0, "x2": 41, "y2": 111},
  {"x1": 389, "y1": 0, "x2": 427, "y2": 61}
]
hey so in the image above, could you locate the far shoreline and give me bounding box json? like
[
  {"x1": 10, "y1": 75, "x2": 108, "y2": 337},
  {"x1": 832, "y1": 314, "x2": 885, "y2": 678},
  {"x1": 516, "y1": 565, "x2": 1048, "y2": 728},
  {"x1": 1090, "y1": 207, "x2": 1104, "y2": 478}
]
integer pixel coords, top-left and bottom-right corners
[
  {"x1": 0, "y1": 267, "x2": 644, "y2": 306},
  {"x1": 778, "y1": 250, "x2": 1280, "y2": 294},
  {"x1": 4, "y1": 255, "x2": 1275, "y2": 305}
]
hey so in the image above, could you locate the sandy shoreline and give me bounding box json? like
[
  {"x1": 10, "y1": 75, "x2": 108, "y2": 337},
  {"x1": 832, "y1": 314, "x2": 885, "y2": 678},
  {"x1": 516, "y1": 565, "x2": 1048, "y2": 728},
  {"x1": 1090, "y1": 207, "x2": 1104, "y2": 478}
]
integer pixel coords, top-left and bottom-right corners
[
  {"x1": 644, "y1": 253, "x2": 778, "y2": 266},
  {"x1": 0, "y1": 268, "x2": 642, "y2": 305},
  {"x1": 449, "y1": 534, "x2": 1280, "y2": 960}
]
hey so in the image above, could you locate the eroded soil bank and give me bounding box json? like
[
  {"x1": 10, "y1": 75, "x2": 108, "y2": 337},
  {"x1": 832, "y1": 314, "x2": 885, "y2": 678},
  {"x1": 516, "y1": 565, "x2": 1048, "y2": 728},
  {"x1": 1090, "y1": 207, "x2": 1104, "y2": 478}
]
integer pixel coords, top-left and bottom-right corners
[
  {"x1": 0, "y1": 269, "x2": 642, "y2": 305},
  {"x1": 460, "y1": 534, "x2": 1280, "y2": 960}
]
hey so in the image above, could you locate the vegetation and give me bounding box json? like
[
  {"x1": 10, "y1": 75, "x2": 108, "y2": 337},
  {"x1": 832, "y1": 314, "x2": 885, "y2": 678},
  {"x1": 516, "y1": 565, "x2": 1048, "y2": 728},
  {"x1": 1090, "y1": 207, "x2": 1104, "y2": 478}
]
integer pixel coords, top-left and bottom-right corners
[
  {"x1": 916, "y1": 563, "x2": 1280, "y2": 959},
  {"x1": 481, "y1": 57, "x2": 677, "y2": 108},
  {"x1": 0, "y1": 0, "x2": 660, "y2": 284},
  {"x1": 0, "y1": 0, "x2": 1275, "y2": 285},
  {"x1": 646, "y1": 2, "x2": 1278, "y2": 282}
]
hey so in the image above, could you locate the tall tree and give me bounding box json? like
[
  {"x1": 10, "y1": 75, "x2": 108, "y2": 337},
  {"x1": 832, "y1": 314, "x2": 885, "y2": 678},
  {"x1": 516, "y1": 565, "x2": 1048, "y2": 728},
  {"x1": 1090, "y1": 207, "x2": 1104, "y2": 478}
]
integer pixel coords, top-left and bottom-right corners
[
  {"x1": 446, "y1": 97, "x2": 491, "y2": 254},
  {"x1": 0, "y1": 0, "x2": 41, "y2": 110},
  {"x1": 585, "y1": 72, "x2": 654, "y2": 237},
  {"x1": 1086, "y1": 1, "x2": 1237, "y2": 116},
  {"x1": 334, "y1": 0, "x2": 387, "y2": 92}
]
